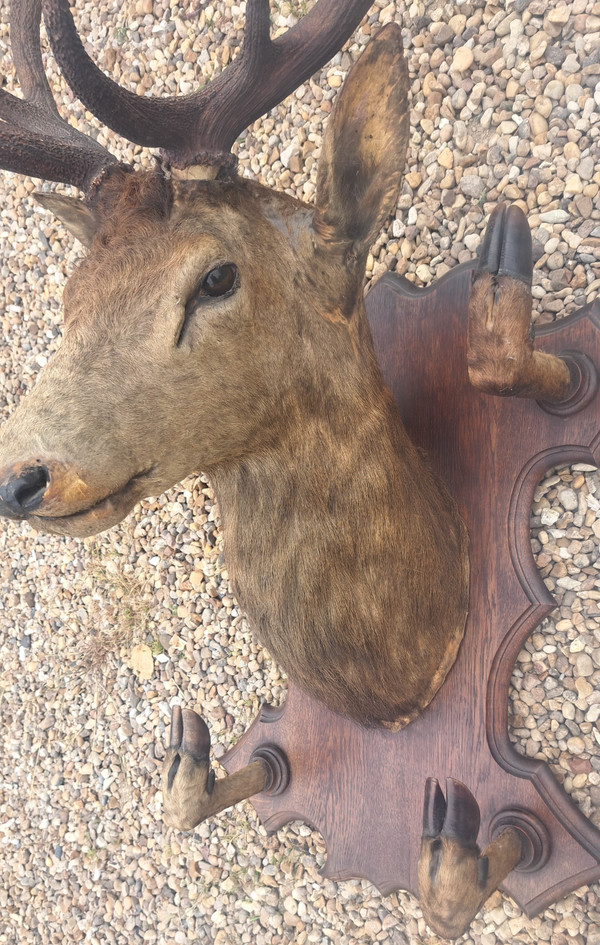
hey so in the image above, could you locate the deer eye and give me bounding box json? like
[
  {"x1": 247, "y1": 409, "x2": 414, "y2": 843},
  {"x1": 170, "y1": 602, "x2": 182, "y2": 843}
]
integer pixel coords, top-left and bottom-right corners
[
  {"x1": 202, "y1": 264, "x2": 238, "y2": 297},
  {"x1": 178, "y1": 263, "x2": 239, "y2": 346},
  {"x1": 185, "y1": 263, "x2": 239, "y2": 311}
]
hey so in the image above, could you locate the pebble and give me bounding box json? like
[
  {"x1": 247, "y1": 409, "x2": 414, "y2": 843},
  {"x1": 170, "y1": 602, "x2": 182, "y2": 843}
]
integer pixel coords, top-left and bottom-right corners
[
  {"x1": 546, "y1": 79, "x2": 566, "y2": 100},
  {"x1": 559, "y1": 489, "x2": 579, "y2": 511},
  {"x1": 530, "y1": 33, "x2": 548, "y2": 61},
  {"x1": 575, "y1": 653, "x2": 595, "y2": 677},
  {"x1": 567, "y1": 737, "x2": 587, "y2": 755},
  {"x1": 579, "y1": 156, "x2": 595, "y2": 180},
  {"x1": 460, "y1": 174, "x2": 486, "y2": 198},
  {"x1": 438, "y1": 147, "x2": 454, "y2": 169},
  {"x1": 530, "y1": 112, "x2": 549, "y2": 138},
  {"x1": 540, "y1": 210, "x2": 571, "y2": 223},
  {"x1": 448, "y1": 14, "x2": 467, "y2": 35},
  {"x1": 451, "y1": 46, "x2": 474, "y2": 72},
  {"x1": 576, "y1": 678, "x2": 594, "y2": 698}
]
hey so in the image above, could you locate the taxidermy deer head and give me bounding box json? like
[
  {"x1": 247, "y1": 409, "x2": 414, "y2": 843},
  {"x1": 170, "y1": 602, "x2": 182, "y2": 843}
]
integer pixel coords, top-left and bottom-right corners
[
  {"x1": 0, "y1": 2, "x2": 530, "y2": 937},
  {"x1": 0, "y1": 0, "x2": 469, "y2": 729}
]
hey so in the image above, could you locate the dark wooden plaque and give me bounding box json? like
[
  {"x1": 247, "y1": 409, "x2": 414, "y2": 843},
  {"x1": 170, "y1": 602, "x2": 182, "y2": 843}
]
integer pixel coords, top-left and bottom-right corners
[{"x1": 222, "y1": 262, "x2": 600, "y2": 916}]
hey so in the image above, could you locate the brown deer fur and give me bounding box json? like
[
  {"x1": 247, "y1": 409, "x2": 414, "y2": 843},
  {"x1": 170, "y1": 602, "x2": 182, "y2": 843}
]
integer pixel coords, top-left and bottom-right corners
[{"x1": 0, "y1": 27, "x2": 468, "y2": 727}]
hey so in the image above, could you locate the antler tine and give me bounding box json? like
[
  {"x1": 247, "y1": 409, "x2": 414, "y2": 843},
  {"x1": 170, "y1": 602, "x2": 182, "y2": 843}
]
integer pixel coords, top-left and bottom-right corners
[
  {"x1": 42, "y1": 0, "x2": 374, "y2": 170},
  {"x1": 0, "y1": 0, "x2": 118, "y2": 193},
  {"x1": 10, "y1": 0, "x2": 60, "y2": 116},
  {"x1": 243, "y1": 0, "x2": 273, "y2": 62}
]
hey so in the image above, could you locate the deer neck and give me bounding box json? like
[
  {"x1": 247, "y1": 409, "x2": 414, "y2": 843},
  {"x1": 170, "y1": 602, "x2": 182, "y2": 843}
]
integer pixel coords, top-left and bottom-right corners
[
  {"x1": 206, "y1": 333, "x2": 467, "y2": 726},
  {"x1": 208, "y1": 345, "x2": 422, "y2": 598}
]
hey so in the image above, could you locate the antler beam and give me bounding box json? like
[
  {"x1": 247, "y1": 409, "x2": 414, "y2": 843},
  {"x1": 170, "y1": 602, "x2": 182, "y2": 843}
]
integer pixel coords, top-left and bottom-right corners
[
  {"x1": 0, "y1": 0, "x2": 118, "y2": 192},
  {"x1": 41, "y1": 0, "x2": 375, "y2": 168}
]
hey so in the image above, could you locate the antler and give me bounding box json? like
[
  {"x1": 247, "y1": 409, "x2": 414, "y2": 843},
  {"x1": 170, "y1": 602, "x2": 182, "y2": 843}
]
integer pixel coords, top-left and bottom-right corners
[
  {"x1": 41, "y1": 0, "x2": 374, "y2": 170},
  {"x1": 0, "y1": 0, "x2": 118, "y2": 193}
]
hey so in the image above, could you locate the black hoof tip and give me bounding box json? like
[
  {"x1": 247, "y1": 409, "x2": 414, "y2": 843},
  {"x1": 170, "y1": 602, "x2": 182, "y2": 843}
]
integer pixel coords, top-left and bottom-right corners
[
  {"x1": 441, "y1": 779, "x2": 480, "y2": 844},
  {"x1": 423, "y1": 778, "x2": 446, "y2": 837},
  {"x1": 478, "y1": 203, "x2": 533, "y2": 286},
  {"x1": 169, "y1": 705, "x2": 211, "y2": 760},
  {"x1": 422, "y1": 778, "x2": 481, "y2": 845}
]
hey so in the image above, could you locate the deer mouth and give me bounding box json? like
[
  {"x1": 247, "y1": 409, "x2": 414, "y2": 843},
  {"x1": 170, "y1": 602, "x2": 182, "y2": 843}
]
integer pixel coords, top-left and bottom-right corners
[{"x1": 30, "y1": 468, "x2": 156, "y2": 538}]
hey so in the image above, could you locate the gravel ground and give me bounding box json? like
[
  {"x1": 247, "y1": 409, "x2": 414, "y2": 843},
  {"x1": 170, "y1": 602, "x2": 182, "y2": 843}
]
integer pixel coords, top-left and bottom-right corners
[{"x1": 0, "y1": 1, "x2": 599, "y2": 943}]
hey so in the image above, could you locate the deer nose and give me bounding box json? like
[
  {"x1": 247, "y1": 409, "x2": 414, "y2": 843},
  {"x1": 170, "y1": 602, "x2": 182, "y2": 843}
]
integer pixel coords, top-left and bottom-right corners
[{"x1": 0, "y1": 464, "x2": 50, "y2": 517}]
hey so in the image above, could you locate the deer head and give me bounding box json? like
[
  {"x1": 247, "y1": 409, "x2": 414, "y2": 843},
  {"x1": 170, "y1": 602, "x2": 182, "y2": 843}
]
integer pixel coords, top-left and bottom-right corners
[
  {"x1": 0, "y1": 0, "x2": 409, "y2": 539},
  {"x1": 0, "y1": 0, "x2": 470, "y2": 734}
]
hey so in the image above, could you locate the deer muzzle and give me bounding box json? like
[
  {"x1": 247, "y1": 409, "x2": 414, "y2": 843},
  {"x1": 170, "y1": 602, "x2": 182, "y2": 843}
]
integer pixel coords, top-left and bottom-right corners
[
  {"x1": 0, "y1": 457, "x2": 152, "y2": 536},
  {"x1": 0, "y1": 458, "x2": 98, "y2": 519},
  {"x1": 0, "y1": 463, "x2": 50, "y2": 516}
]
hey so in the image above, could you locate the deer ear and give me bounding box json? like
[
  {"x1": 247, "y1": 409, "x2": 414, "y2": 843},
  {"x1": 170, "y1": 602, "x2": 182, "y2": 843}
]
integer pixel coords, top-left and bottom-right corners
[
  {"x1": 313, "y1": 24, "x2": 409, "y2": 254},
  {"x1": 34, "y1": 192, "x2": 97, "y2": 247}
]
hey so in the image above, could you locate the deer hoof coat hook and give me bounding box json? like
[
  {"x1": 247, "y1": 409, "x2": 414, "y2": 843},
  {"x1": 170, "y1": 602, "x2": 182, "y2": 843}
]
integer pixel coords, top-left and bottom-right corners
[
  {"x1": 162, "y1": 706, "x2": 289, "y2": 832},
  {"x1": 1, "y1": 2, "x2": 600, "y2": 941},
  {"x1": 418, "y1": 779, "x2": 524, "y2": 939}
]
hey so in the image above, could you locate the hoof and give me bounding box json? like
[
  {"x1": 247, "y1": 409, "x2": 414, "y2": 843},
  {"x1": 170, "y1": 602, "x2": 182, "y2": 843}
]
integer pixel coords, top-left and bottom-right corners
[
  {"x1": 418, "y1": 778, "x2": 490, "y2": 939},
  {"x1": 477, "y1": 203, "x2": 532, "y2": 286},
  {"x1": 423, "y1": 777, "x2": 480, "y2": 842},
  {"x1": 162, "y1": 705, "x2": 215, "y2": 831},
  {"x1": 167, "y1": 705, "x2": 211, "y2": 775},
  {"x1": 468, "y1": 202, "x2": 569, "y2": 402}
]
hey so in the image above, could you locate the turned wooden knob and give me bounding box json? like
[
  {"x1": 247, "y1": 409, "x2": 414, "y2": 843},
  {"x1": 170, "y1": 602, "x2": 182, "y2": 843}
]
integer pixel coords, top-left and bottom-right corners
[{"x1": 489, "y1": 809, "x2": 551, "y2": 873}]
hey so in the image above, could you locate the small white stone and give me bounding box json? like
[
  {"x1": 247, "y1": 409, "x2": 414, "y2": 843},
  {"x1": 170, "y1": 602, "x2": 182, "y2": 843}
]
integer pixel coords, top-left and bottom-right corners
[{"x1": 539, "y1": 209, "x2": 570, "y2": 223}]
